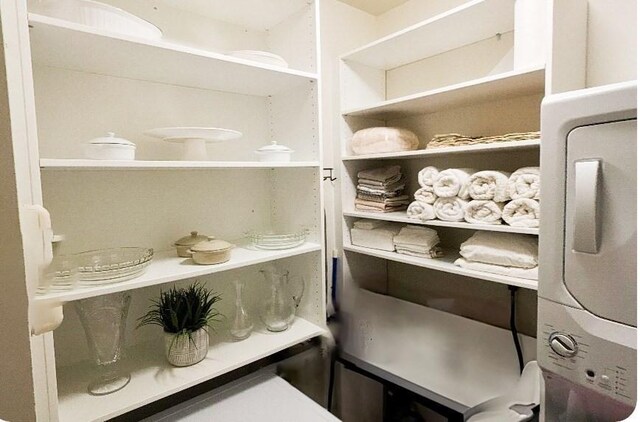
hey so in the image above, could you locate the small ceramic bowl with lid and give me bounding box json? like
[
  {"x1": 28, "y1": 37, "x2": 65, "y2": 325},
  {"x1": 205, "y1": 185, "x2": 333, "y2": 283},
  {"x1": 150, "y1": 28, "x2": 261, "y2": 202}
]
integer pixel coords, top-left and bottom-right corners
[
  {"x1": 254, "y1": 141, "x2": 294, "y2": 162},
  {"x1": 189, "y1": 237, "x2": 234, "y2": 265},
  {"x1": 84, "y1": 132, "x2": 136, "y2": 160},
  {"x1": 173, "y1": 231, "x2": 210, "y2": 258}
]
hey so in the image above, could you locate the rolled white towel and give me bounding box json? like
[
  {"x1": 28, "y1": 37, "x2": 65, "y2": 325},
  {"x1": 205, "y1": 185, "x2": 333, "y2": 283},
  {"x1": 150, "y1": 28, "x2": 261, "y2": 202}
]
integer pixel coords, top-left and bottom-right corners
[
  {"x1": 454, "y1": 258, "x2": 538, "y2": 281},
  {"x1": 464, "y1": 200, "x2": 504, "y2": 225},
  {"x1": 414, "y1": 187, "x2": 437, "y2": 204},
  {"x1": 418, "y1": 166, "x2": 439, "y2": 188},
  {"x1": 407, "y1": 201, "x2": 436, "y2": 221},
  {"x1": 468, "y1": 170, "x2": 511, "y2": 202},
  {"x1": 459, "y1": 231, "x2": 538, "y2": 268},
  {"x1": 508, "y1": 167, "x2": 540, "y2": 200},
  {"x1": 434, "y1": 197, "x2": 469, "y2": 221},
  {"x1": 502, "y1": 198, "x2": 540, "y2": 228},
  {"x1": 433, "y1": 168, "x2": 477, "y2": 199}
]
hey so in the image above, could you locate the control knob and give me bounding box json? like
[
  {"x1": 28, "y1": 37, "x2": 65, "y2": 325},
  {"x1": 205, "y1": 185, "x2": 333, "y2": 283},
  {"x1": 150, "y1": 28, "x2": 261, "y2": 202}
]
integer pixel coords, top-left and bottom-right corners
[{"x1": 549, "y1": 332, "x2": 578, "y2": 358}]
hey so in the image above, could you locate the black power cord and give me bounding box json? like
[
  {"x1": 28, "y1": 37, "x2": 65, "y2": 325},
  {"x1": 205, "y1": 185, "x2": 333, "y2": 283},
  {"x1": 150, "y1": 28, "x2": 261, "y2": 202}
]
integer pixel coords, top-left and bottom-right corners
[{"x1": 509, "y1": 286, "x2": 525, "y2": 374}]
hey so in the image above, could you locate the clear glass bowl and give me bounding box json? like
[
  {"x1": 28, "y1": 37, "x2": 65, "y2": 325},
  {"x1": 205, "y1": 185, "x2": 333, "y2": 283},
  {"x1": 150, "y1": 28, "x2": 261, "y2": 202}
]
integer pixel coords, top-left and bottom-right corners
[
  {"x1": 74, "y1": 247, "x2": 153, "y2": 285},
  {"x1": 247, "y1": 231, "x2": 307, "y2": 250}
]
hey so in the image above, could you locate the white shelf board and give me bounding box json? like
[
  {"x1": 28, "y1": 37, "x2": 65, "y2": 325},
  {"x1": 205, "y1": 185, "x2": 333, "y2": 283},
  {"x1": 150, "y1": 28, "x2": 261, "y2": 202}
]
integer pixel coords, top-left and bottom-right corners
[
  {"x1": 344, "y1": 210, "x2": 539, "y2": 235},
  {"x1": 343, "y1": 244, "x2": 538, "y2": 290},
  {"x1": 340, "y1": 289, "x2": 536, "y2": 412},
  {"x1": 342, "y1": 139, "x2": 540, "y2": 161},
  {"x1": 341, "y1": 0, "x2": 514, "y2": 70},
  {"x1": 343, "y1": 67, "x2": 545, "y2": 119},
  {"x1": 35, "y1": 243, "x2": 321, "y2": 305},
  {"x1": 39, "y1": 159, "x2": 321, "y2": 170},
  {"x1": 28, "y1": 14, "x2": 317, "y2": 96},
  {"x1": 57, "y1": 318, "x2": 325, "y2": 422}
]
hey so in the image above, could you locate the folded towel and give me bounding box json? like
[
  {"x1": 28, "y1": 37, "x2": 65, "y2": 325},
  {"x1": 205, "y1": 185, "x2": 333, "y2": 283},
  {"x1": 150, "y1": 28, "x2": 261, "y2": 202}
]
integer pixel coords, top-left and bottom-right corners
[
  {"x1": 351, "y1": 224, "x2": 401, "y2": 252},
  {"x1": 433, "y1": 168, "x2": 477, "y2": 199},
  {"x1": 355, "y1": 204, "x2": 407, "y2": 213},
  {"x1": 468, "y1": 170, "x2": 511, "y2": 202},
  {"x1": 407, "y1": 201, "x2": 436, "y2": 221},
  {"x1": 355, "y1": 197, "x2": 410, "y2": 210},
  {"x1": 459, "y1": 231, "x2": 538, "y2": 268},
  {"x1": 464, "y1": 200, "x2": 504, "y2": 225},
  {"x1": 502, "y1": 198, "x2": 540, "y2": 228},
  {"x1": 414, "y1": 187, "x2": 437, "y2": 204},
  {"x1": 434, "y1": 197, "x2": 469, "y2": 221},
  {"x1": 357, "y1": 181, "x2": 406, "y2": 196},
  {"x1": 353, "y1": 219, "x2": 386, "y2": 230},
  {"x1": 418, "y1": 166, "x2": 440, "y2": 189},
  {"x1": 357, "y1": 192, "x2": 401, "y2": 202},
  {"x1": 454, "y1": 258, "x2": 538, "y2": 280},
  {"x1": 356, "y1": 193, "x2": 410, "y2": 204},
  {"x1": 358, "y1": 173, "x2": 403, "y2": 188},
  {"x1": 393, "y1": 225, "x2": 440, "y2": 250},
  {"x1": 508, "y1": 167, "x2": 540, "y2": 200},
  {"x1": 351, "y1": 127, "x2": 419, "y2": 155},
  {"x1": 357, "y1": 165, "x2": 402, "y2": 183},
  {"x1": 397, "y1": 246, "x2": 444, "y2": 259}
]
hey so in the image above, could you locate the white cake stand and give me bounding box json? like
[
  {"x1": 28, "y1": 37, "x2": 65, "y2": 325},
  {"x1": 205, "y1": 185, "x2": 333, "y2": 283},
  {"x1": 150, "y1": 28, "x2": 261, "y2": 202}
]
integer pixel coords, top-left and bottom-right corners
[{"x1": 144, "y1": 127, "x2": 243, "y2": 161}]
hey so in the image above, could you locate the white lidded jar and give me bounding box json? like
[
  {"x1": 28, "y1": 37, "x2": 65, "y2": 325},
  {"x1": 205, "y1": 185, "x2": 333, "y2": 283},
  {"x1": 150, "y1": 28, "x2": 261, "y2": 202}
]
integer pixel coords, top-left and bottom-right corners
[
  {"x1": 83, "y1": 132, "x2": 136, "y2": 160},
  {"x1": 254, "y1": 141, "x2": 294, "y2": 162}
]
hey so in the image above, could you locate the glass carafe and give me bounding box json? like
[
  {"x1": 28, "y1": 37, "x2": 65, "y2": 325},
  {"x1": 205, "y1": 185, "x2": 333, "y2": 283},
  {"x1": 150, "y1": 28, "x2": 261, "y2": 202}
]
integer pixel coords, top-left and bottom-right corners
[
  {"x1": 259, "y1": 268, "x2": 304, "y2": 332},
  {"x1": 229, "y1": 279, "x2": 253, "y2": 340},
  {"x1": 75, "y1": 292, "x2": 131, "y2": 396}
]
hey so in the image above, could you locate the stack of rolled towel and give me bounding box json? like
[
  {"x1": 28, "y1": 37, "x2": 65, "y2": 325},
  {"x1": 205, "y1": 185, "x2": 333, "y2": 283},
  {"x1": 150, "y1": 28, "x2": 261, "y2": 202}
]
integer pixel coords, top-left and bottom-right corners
[
  {"x1": 406, "y1": 166, "x2": 439, "y2": 221},
  {"x1": 350, "y1": 220, "x2": 442, "y2": 259},
  {"x1": 502, "y1": 167, "x2": 540, "y2": 228},
  {"x1": 454, "y1": 231, "x2": 538, "y2": 280},
  {"x1": 355, "y1": 165, "x2": 410, "y2": 213}
]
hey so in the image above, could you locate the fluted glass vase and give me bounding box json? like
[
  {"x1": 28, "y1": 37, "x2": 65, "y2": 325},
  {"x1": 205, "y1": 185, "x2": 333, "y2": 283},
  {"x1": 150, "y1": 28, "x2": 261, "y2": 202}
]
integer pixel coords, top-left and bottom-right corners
[
  {"x1": 75, "y1": 292, "x2": 131, "y2": 396},
  {"x1": 229, "y1": 279, "x2": 253, "y2": 340}
]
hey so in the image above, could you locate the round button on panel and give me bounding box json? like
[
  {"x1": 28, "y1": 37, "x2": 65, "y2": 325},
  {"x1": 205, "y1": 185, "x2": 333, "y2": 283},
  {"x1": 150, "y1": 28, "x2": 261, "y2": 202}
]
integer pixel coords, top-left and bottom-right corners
[{"x1": 549, "y1": 332, "x2": 579, "y2": 358}]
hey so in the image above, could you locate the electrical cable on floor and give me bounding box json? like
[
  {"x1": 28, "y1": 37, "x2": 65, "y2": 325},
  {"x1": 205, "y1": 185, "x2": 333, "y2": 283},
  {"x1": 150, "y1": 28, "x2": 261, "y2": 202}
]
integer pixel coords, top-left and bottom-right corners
[{"x1": 509, "y1": 286, "x2": 525, "y2": 374}]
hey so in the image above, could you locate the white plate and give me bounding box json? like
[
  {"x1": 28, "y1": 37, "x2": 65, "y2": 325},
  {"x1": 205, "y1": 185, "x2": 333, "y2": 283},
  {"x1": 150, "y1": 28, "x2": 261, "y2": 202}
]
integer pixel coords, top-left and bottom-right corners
[
  {"x1": 144, "y1": 127, "x2": 242, "y2": 142},
  {"x1": 227, "y1": 50, "x2": 289, "y2": 68}
]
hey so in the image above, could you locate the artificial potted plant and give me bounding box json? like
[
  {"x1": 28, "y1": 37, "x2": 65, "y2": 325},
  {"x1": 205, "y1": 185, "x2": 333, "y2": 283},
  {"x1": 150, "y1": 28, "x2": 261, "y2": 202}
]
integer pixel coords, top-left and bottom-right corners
[{"x1": 138, "y1": 282, "x2": 222, "y2": 367}]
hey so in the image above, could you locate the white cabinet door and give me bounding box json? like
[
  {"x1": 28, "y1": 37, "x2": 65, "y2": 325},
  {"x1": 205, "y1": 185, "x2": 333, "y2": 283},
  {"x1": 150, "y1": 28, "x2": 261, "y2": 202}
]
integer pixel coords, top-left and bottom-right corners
[{"x1": 0, "y1": 0, "x2": 58, "y2": 420}]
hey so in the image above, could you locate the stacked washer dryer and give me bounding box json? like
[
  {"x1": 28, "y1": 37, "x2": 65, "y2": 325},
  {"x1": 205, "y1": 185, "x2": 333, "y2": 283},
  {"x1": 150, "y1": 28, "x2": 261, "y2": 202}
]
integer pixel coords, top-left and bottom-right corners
[{"x1": 538, "y1": 81, "x2": 637, "y2": 421}]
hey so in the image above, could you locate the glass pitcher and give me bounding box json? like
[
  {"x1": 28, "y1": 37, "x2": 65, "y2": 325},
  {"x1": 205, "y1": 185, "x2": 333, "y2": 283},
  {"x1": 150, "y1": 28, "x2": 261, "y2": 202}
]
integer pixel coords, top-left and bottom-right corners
[{"x1": 259, "y1": 268, "x2": 304, "y2": 332}]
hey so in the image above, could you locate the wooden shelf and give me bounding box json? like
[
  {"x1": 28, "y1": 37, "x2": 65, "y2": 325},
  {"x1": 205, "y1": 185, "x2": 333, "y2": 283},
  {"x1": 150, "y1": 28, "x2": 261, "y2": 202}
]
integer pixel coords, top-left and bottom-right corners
[
  {"x1": 343, "y1": 210, "x2": 539, "y2": 235},
  {"x1": 344, "y1": 244, "x2": 538, "y2": 290},
  {"x1": 342, "y1": 139, "x2": 540, "y2": 161},
  {"x1": 35, "y1": 243, "x2": 321, "y2": 305},
  {"x1": 39, "y1": 159, "x2": 321, "y2": 170},
  {"x1": 28, "y1": 14, "x2": 317, "y2": 96},
  {"x1": 341, "y1": 0, "x2": 514, "y2": 70},
  {"x1": 56, "y1": 318, "x2": 325, "y2": 422},
  {"x1": 342, "y1": 67, "x2": 545, "y2": 119}
]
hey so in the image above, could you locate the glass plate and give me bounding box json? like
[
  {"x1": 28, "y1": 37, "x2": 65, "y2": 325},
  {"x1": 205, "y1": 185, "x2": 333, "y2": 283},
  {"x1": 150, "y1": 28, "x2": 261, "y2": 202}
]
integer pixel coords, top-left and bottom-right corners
[
  {"x1": 247, "y1": 231, "x2": 307, "y2": 250},
  {"x1": 74, "y1": 247, "x2": 154, "y2": 285}
]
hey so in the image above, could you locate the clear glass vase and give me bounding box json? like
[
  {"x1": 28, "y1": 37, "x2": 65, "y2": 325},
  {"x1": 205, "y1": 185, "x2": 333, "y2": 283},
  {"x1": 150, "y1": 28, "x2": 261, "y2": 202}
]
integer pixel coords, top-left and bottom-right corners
[
  {"x1": 75, "y1": 292, "x2": 131, "y2": 396},
  {"x1": 229, "y1": 280, "x2": 253, "y2": 340}
]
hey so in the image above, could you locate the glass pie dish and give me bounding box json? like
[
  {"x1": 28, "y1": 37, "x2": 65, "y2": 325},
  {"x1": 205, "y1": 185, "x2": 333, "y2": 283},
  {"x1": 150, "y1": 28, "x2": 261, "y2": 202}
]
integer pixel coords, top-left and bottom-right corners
[
  {"x1": 74, "y1": 247, "x2": 154, "y2": 285},
  {"x1": 246, "y1": 230, "x2": 307, "y2": 250}
]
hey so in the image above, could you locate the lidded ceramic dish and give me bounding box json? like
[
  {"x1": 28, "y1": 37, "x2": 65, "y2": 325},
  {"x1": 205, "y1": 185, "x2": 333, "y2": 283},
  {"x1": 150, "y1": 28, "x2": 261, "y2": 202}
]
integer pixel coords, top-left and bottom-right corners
[
  {"x1": 189, "y1": 237, "x2": 234, "y2": 265},
  {"x1": 173, "y1": 231, "x2": 210, "y2": 257},
  {"x1": 84, "y1": 132, "x2": 136, "y2": 160},
  {"x1": 254, "y1": 141, "x2": 294, "y2": 162}
]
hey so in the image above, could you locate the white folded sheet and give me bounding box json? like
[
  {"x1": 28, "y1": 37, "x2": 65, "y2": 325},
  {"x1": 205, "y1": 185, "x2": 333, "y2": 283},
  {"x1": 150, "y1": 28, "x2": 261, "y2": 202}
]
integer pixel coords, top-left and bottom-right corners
[
  {"x1": 434, "y1": 197, "x2": 469, "y2": 221},
  {"x1": 433, "y1": 168, "x2": 477, "y2": 199},
  {"x1": 459, "y1": 231, "x2": 538, "y2": 268},
  {"x1": 468, "y1": 170, "x2": 511, "y2": 202},
  {"x1": 454, "y1": 258, "x2": 538, "y2": 280},
  {"x1": 508, "y1": 167, "x2": 540, "y2": 200},
  {"x1": 407, "y1": 201, "x2": 436, "y2": 221},
  {"x1": 418, "y1": 166, "x2": 439, "y2": 189},
  {"x1": 351, "y1": 224, "x2": 401, "y2": 252},
  {"x1": 397, "y1": 247, "x2": 444, "y2": 259},
  {"x1": 502, "y1": 198, "x2": 540, "y2": 228},
  {"x1": 351, "y1": 127, "x2": 419, "y2": 155},
  {"x1": 393, "y1": 225, "x2": 440, "y2": 249},
  {"x1": 353, "y1": 219, "x2": 386, "y2": 230},
  {"x1": 414, "y1": 186, "x2": 437, "y2": 204},
  {"x1": 464, "y1": 200, "x2": 504, "y2": 225}
]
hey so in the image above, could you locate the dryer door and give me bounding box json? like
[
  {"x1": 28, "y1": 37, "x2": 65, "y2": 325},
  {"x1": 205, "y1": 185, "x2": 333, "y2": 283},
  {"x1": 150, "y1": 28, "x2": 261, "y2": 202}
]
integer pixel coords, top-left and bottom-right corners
[{"x1": 564, "y1": 119, "x2": 637, "y2": 327}]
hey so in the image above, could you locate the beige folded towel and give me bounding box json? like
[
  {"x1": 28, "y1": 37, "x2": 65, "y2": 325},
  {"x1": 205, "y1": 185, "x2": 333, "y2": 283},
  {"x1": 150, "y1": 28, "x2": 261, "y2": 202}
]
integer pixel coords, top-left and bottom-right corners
[{"x1": 358, "y1": 165, "x2": 402, "y2": 184}]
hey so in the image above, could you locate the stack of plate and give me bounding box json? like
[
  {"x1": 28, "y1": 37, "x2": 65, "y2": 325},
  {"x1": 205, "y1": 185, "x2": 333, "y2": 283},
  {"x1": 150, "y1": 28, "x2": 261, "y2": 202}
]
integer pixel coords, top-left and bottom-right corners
[{"x1": 247, "y1": 231, "x2": 307, "y2": 250}]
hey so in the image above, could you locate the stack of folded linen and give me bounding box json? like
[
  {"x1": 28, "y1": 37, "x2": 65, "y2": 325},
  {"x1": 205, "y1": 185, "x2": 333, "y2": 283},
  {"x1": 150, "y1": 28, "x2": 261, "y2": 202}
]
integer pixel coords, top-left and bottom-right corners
[
  {"x1": 454, "y1": 231, "x2": 538, "y2": 280},
  {"x1": 464, "y1": 170, "x2": 511, "y2": 225},
  {"x1": 502, "y1": 167, "x2": 540, "y2": 228},
  {"x1": 432, "y1": 168, "x2": 477, "y2": 221},
  {"x1": 407, "y1": 166, "x2": 439, "y2": 222},
  {"x1": 426, "y1": 131, "x2": 540, "y2": 149},
  {"x1": 393, "y1": 225, "x2": 443, "y2": 258},
  {"x1": 351, "y1": 127, "x2": 420, "y2": 155},
  {"x1": 355, "y1": 165, "x2": 410, "y2": 212},
  {"x1": 350, "y1": 219, "x2": 401, "y2": 252}
]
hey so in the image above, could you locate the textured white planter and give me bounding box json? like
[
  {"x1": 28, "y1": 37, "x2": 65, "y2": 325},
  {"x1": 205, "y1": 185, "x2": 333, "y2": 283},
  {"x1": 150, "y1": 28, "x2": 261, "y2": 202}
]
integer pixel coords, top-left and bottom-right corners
[{"x1": 164, "y1": 328, "x2": 209, "y2": 367}]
